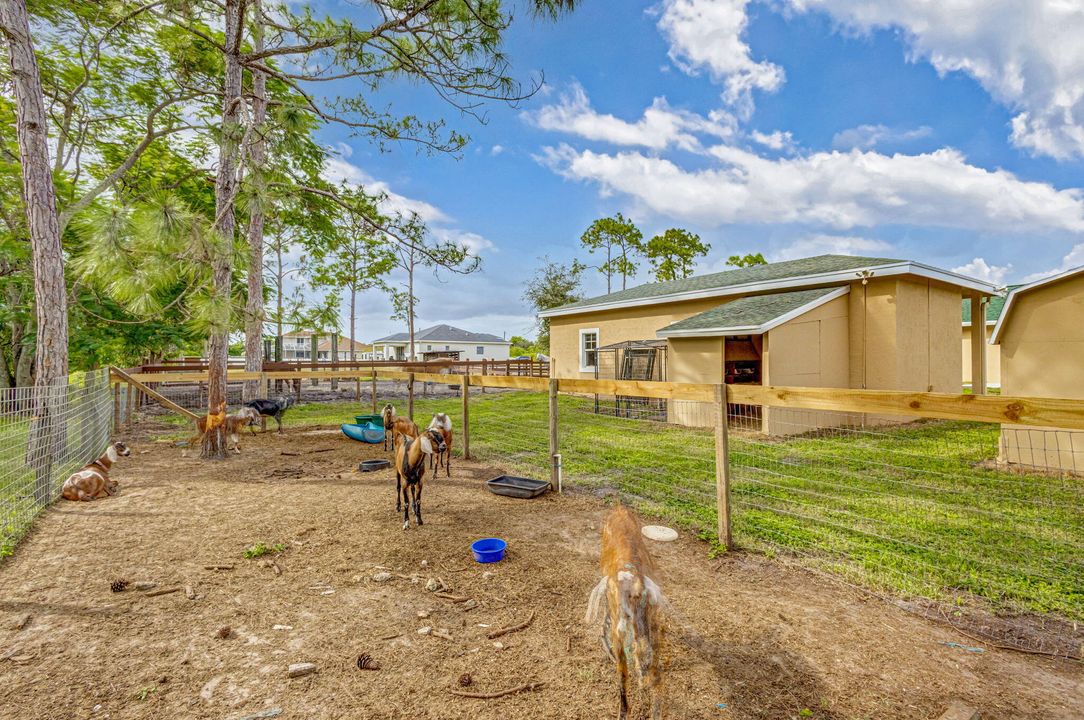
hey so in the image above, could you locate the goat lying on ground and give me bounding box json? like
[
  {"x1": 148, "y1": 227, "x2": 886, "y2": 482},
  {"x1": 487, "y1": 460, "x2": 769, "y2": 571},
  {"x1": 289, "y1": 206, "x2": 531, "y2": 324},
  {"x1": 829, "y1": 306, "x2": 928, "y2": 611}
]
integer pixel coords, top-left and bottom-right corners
[
  {"x1": 382, "y1": 403, "x2": 418, "y2": 452},
  {"x1": 244, "y1": 396, "x2": 294, "y2": 434},
  {"x1": 586, "y1": 504, "x2": 669, "y2": 719},
  {"x1": 224, "y1": 407, "x2": 261, "y2": 453},
  {"x1": 427, "y1": 412, "x2": 453, "y2": 477},
  {"x1": 62, "y1": 442, "x2": 131, "y2": 501},
  {"x1": 394, "y1": 427, "x2": 446, "y2": 530}
]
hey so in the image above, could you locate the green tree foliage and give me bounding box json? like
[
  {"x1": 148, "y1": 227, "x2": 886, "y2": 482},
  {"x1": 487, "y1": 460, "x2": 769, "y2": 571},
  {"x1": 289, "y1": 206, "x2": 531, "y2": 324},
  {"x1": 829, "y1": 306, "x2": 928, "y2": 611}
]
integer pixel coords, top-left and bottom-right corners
[
  {"x1": 523, "y1": 257, "x2": 585, "y2": 352},
  {"x1": 580, "y1": 213, "x2": 643, "y2": 293},
  {"x1": 645, "y1": 228, "x2": 711, "y2": 282},
  {"x1": 727, "y1": 252, "x2": 768, "y2": 268}
]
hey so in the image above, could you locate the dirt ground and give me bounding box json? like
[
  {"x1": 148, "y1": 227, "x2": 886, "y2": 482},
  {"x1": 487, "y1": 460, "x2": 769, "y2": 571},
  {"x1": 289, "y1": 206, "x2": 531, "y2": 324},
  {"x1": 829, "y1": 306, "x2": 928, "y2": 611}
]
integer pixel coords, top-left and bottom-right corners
[{"x1": 0, "y1": 422, "x2": 1080, "y2": 720}]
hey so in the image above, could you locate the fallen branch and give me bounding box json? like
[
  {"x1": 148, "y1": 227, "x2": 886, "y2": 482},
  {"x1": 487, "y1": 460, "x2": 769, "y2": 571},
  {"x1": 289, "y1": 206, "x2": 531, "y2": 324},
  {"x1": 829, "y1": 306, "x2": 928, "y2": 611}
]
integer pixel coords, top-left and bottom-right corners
[
  {"x1": 434, "y1": 592, "x2": 470, "y2": 603},
  {"x1": 379, "y1": 632, "x2": 402, "y2": 641},
  {"x1": 280, "y1": 451, "x2": 301, "y2": 457},
  {"x1": 448, "y1": 681, "x2": 545, "y2": 699},
  {"x1": 204, "y1": 564, "x2": 234, "y2": 570},
  {"x1": 487, "y1": 612, "x2": 535, "y2": 640},
  {"x1": 145, "y1": 587, "x2": 182, "y2": 598},
  {"x1": 307, "y1": 448, "x2": 334, "y2": 454}
]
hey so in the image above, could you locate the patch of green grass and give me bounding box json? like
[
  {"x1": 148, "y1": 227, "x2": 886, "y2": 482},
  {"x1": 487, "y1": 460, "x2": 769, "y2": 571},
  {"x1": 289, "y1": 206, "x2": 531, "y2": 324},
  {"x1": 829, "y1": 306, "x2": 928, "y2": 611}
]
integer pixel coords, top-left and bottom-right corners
[
  {"x1": 242, "y1": 542, "x2": 286, "y2": 559},
  {"x1": 157, "y1": 390, "x2": 1084, "y2": 619}
]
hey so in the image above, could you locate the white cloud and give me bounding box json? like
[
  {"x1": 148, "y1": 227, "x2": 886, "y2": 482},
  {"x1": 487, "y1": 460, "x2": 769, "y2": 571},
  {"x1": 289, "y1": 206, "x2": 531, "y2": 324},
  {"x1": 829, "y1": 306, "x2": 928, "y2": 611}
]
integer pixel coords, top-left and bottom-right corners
[
  {"x1": 749, "y1": 129, "x2": 795, "y2": 152},
  {"x1": 656, "y1": 0, "x2": 784, "y2": 116},
  {"x1": 490, "y1": 145, "x2": 505, "y2": 156},
  {"x1": 525, "y1": 82, "x2": 736, "y2": 151},
  {"x1": 1021, "y1": 243, "x2": 1084, "y2": 283},
  {"x1": 539, "y1": 143, "x2": 1084, "y2": 234},
  {"x1": 788, "y1": 0, "x2": 1084, "y2": 160},
  {"x1": 323, "y1": 157, "x2": 449, "y2": 224},
  {"x1": 431, "y1": 228, "x2": 497, "y2": 255},
  {"x1": 773, "y1": 234, "x2": 894, "y2": 261},
  {"x1": 952, "y1": 257, "x2": 1013, "y2": 286},
  {"x1": 831, "y1": 124, "x2": 933, "y2": 150}
]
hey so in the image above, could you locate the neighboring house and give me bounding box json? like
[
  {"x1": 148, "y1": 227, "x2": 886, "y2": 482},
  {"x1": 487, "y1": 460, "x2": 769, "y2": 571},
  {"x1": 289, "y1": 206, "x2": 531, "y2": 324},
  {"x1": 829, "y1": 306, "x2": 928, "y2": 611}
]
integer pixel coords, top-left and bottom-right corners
[
  {"x1": 539, "y1": 254, "x2": 995, "y2": 432},
  {"x1": 280, "y1": 331, "x2": 375, "y2": 361},
  {"x1": 991, "y1": 266, "x2": 1084, "y2": 473},
  {"x1": 372, "y1": 324, "x2": 511, "y2": 362},
  {"x1": 961, "y1": 289, "x2": 1016, "y2": 389}
]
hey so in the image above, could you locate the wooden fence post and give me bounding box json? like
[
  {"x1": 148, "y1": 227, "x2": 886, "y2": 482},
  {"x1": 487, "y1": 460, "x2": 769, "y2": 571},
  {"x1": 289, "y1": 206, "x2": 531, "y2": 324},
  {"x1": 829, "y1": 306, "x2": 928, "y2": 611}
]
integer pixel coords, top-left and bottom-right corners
[
  {"x1": 260, "y1": 372, "x2": 268, "y2": 399},
  {"x1": 461, "y1": 374, "x2": 470, "y2": 460},
  {"x1": 371, "y1": 371, "x2": 378, "y2": 413},
  {"x1": 113, "y1": 381, "x2": 120, "y2": 433},
  {"x1": 125, "y1": 382, "x2": 134, "y2": 431},
  {"x1": 549, "y1": 378, "x2": 559, "y2": 492},
  {"x1": 481, "y1": 359, "x2": 487, "y2": 394},
  {"x1": 407, "y1": 372, "x2": 415, "y2": 422},
  {"x1": 714, "y1": 384, "x2": 733, "y2": 551},
  {"x1": 331, "y1": 334, "x2": 339, "y2": 391}
]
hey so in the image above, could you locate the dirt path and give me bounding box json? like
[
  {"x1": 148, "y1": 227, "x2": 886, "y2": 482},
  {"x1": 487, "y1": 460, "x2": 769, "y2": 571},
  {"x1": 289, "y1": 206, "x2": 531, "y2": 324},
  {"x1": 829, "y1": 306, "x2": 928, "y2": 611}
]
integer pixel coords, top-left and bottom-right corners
[{"x1": 0, "y1": 424, "x2": 1079, "y2": 719}]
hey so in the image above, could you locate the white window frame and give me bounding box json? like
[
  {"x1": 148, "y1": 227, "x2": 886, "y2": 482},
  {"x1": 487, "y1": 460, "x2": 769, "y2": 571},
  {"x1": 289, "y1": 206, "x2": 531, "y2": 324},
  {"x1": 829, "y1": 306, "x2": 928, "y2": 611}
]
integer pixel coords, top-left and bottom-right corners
[
  {"x1": 579, "y1": 328, "x2": 600, "y2": 373},
  {"x1": 475, "y1": 346, "x2": 485, "y2": 355}
]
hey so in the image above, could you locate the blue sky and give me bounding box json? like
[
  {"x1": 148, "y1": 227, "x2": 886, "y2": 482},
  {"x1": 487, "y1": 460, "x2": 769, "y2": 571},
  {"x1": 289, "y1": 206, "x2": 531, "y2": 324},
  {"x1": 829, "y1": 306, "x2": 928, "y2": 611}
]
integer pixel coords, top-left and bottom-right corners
[{"x1": 310, "y1": 0, "x2": 1084, "y2": 343}]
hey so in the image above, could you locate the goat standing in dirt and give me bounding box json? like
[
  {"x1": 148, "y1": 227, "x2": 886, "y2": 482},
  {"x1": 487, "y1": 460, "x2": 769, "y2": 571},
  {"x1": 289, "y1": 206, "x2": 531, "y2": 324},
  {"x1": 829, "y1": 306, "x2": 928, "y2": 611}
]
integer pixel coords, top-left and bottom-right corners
[
  {"x1": 427, "y1": 412, "x2": 453, "y2": 477},
  {"x1": 224, "y1": 407, "x2": 261, "y2": 454},
  {"x1": 382, "y1": 403, "x2": 418, "y2": 452},
  {"x1": 62, "y1": 442, "x2": 131, "y2": 501},
  {"x1": 586, "y1": 505, "x2": 669, "y2": 719},
  {"x1": 394, "y1": 427, "x2": 446, "y2": 530}
]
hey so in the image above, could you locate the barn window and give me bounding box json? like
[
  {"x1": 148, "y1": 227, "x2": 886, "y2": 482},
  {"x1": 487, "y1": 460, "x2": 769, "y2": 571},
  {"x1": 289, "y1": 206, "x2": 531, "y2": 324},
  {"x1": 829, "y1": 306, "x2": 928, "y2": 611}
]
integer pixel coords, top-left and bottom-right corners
[
  {"x1": 580, "y1": 328, "x2": 599, "y2": 371},
  {"x1": 476, "y1": 346, "x2": 485, "y2": 355}
]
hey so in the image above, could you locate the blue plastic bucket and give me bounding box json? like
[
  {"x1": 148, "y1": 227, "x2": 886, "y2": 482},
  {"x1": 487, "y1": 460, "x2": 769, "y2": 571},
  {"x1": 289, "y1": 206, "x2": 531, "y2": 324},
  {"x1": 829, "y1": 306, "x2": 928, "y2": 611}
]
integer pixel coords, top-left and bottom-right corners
[{"x1": 470, "y1": 538, "x2": 507, "y2": 563}]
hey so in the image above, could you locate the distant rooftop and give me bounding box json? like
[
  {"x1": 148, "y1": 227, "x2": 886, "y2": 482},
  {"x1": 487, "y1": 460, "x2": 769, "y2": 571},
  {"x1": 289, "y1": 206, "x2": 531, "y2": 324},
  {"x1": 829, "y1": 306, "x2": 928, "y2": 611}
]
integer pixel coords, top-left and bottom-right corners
[{"x1": 373, "y1": 324, "x2": 509, "y2": 344}]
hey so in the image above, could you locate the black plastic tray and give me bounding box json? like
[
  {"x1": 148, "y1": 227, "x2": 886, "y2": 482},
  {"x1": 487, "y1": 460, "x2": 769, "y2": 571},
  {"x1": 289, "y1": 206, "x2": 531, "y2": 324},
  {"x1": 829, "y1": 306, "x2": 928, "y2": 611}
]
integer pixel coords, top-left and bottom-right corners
[
  {"x1": 359, "y1": 459, "x2": 391, "y2": 472},
  {"x1": 486, "y1": 475, "x2": 550, "y2": 499}
]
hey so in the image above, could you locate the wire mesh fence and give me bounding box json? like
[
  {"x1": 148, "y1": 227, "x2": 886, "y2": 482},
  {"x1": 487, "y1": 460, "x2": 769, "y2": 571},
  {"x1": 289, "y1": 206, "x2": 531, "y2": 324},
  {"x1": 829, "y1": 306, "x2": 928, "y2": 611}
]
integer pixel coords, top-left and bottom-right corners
[
  {"x1": 108, "y1": 372, "x2": 1084, "y2": 657},
  {"x1": 0, "y1": 369, "x2": 113, "y2": 556}
]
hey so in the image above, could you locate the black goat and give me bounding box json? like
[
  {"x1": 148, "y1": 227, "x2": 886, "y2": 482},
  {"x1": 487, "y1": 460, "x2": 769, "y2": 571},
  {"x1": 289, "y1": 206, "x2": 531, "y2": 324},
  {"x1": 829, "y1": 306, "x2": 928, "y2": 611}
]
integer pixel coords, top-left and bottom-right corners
[{"x1": 244, "y1": 396, "x2": 294, "y2": 434}]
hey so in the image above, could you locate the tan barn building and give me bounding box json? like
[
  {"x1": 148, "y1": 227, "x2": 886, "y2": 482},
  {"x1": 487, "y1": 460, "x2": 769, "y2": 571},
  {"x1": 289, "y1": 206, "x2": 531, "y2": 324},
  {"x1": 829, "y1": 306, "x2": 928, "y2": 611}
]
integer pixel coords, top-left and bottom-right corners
[
  {"x1": 961, "y1": 290, "x2": 1014, "y2": 390},
  {"x1": 991, "y1": 267, "x2": 1084, "y2": 473},
  {"x1": 540, "y1": 255, "x2": 995, "y2": 432}
]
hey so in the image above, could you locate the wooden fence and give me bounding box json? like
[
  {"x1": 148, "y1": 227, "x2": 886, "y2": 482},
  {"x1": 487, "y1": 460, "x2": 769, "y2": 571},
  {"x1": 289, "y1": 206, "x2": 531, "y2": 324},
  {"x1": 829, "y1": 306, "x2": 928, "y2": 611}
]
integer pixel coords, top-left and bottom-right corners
[
  {"x1": 110, "y1": 367, "x2": 1084, "y2": 553},
  {"x1": 137, "y1": 357, "x2": 550, "y2": 377}
]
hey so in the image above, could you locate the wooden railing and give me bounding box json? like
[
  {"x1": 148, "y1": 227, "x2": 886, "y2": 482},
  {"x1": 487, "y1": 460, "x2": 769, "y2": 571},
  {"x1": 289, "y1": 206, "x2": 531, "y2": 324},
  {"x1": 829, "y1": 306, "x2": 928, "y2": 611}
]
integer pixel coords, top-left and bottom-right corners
[{"x1": 136, "y1": 357, "x2": 550, "y2": 378}]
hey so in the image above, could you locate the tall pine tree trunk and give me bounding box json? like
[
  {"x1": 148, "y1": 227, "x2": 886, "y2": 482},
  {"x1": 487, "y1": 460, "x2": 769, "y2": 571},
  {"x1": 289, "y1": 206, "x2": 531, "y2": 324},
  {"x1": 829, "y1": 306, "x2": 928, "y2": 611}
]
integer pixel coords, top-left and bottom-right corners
[
  {"x1": 204, "y1": 0, "x2": 244, "y2": 459},
  {"x1": 242, "y1": 0, "x2": 267, "y2": 403},
  {"x1": 2, "y1": 0, "x2": 70, "y2": 502}
]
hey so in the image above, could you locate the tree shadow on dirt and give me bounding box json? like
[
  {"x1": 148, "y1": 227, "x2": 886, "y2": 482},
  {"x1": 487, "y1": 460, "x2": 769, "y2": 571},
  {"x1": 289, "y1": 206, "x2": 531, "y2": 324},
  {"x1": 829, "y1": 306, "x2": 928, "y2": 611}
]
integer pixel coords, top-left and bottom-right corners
[{"x1": 674, "y1": 626, "x2": 841, "y2": 720}]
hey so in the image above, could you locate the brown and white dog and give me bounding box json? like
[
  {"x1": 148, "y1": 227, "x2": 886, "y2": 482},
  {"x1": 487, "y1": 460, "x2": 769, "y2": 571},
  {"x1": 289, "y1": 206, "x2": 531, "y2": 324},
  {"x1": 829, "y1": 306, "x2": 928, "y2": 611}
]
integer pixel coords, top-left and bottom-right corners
[{"x1": 61, "y1": 442, "x2": 131, "y2": 501}]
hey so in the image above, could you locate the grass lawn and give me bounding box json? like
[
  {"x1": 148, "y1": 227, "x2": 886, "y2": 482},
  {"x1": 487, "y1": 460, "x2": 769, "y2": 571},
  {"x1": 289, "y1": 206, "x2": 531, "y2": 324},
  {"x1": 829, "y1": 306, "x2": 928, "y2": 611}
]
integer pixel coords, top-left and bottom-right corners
[{"x1": 161, "y1": 390, "x2": 1084, "y2": 619}]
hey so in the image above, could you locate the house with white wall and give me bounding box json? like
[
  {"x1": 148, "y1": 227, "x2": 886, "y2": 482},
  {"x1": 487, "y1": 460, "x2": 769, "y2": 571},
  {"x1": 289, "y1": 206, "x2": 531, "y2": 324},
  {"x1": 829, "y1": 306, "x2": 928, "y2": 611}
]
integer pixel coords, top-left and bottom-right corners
[{"x1": 372, "y1": 324, "x2": 511, "y2": 361}]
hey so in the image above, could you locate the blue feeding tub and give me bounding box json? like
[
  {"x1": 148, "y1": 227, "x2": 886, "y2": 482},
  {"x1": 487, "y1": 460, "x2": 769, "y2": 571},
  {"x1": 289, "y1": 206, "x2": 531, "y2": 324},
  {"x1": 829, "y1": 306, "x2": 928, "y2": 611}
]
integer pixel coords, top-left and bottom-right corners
[
  {"x1": 341, "y1": 422, "x2": 385, "y2": 444},
  {"x1": 470, "y1": 538, "x2": 507, "y2": 564}
]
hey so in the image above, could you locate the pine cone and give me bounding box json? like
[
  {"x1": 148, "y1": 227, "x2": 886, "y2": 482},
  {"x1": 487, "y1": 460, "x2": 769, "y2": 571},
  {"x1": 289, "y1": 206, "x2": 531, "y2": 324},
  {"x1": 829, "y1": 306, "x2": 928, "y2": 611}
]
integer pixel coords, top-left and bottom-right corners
[
  {"x1": 110, "y1": 579, "x2": 129, "y2": 593},
  {"x1": 356, "y1": 653, "x2": 380, "y2": 671},
  {"x1": 457, "y1": 673, "x2": 472, "y2": 687}
]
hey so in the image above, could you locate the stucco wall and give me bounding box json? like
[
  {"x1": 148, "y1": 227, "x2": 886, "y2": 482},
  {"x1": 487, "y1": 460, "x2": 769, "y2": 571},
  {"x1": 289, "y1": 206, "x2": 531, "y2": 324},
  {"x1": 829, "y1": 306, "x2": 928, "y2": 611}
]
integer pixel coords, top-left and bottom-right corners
[
  {"x1": 961, "y1": 324, "x2": 1001, "y2": 388},
  {"x1": 666, "y1": 336, "x2": 723, "y2": 427},
  {"x1": 998, "y1": 273, "x2": 1084, "y2": 472},
  {"x1": 763, "y1": 295, "x2": 851, "y2": 434},
  {"x1": 848, "y1": 277, "x2": 961, "y2": 393},
  {"x1": 548, "y1": 296, "x2": 736, "y2": 378}
]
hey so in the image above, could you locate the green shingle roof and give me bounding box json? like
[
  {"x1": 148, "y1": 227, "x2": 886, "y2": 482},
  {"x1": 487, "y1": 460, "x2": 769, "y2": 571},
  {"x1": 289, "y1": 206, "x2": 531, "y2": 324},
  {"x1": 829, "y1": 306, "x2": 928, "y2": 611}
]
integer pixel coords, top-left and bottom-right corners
[
  {"x1": 549, "y1": 254, "x2": 901, "y2": 314},
  {"x1": 658, "y1": 286, "x2": 844, "y2": 336},
  {"x1": 961, "y1": 286, "x2": 1019, "y2": 324}
]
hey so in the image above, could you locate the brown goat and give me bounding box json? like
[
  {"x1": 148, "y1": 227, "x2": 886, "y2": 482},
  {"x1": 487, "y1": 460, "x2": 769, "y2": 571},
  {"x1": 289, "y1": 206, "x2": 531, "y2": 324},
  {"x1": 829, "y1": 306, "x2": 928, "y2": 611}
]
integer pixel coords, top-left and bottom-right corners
[
  {"x1": 382, "y1": 403, "x2": 418, "y2": 452},
  {"x1": 62, "y1": 442, "x2": 130, "y2": 501},
  {"x1": 586, "y1": 505, "x2": 668, "y2": 719},
  {"x1": 427, "y1": 412, "x2": 453, "y2": 477},
  {"x1": 394, "y1": 428, "x2": 446, "y2": 530},
  {"x1": 186, "y1": 400, "x2": 228, "y2": 449}
]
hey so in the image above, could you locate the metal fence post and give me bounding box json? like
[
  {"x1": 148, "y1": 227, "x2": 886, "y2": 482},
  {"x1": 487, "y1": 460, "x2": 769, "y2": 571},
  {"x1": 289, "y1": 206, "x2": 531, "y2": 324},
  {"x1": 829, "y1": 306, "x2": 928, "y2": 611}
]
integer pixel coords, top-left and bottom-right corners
[
  {"x1": 113, "y1": 380, "x2": 121, "y2": 433},
  {"x1": 549, "y1": 378, "x2": 559, "y2": 492},
  {"x1": 714, "y1": 384, "x2": 733, "y2": 551},
  {"x1": 125, "y1": 382, "x2": 134, "y2": 431},
  {"x1": 461, "y1": 374, "x2": 470, "y2": 460}
]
